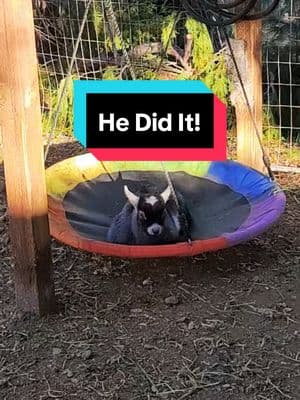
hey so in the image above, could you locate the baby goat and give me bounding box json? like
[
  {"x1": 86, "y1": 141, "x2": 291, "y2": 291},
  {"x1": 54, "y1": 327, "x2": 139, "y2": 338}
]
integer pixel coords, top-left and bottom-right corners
[{"x1": 107, "y1": 184, "x2": 191, "y2": 245}]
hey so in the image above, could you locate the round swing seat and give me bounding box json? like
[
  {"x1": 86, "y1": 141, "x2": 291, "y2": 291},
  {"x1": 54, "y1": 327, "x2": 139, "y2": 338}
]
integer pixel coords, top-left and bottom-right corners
[{"x1": 46, "y1": 154, "x2": 285, "y2": 258}]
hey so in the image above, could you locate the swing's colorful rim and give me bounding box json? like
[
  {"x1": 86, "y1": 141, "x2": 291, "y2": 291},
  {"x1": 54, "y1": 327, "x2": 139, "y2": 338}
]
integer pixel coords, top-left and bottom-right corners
[{"x1": 46, "y1": 154, "x2": 286, "y2": 258}]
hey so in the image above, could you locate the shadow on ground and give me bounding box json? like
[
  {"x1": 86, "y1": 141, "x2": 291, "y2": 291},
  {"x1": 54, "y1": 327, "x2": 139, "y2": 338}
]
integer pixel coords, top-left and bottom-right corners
[{"x1": 0, "y1": 141, "x2": 299, "y2": 400}]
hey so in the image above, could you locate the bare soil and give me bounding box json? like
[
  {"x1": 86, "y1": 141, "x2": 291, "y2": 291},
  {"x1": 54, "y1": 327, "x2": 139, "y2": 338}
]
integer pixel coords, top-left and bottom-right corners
[{"x1": 0, "y1": 142, "x2": 299, "y2": 400}]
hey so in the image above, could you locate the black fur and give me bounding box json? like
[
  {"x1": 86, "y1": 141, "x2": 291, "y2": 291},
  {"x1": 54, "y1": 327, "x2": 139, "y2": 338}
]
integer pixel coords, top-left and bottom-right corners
[{"x1": 107, "y1": 186, "x2": 192, "y2": 245}]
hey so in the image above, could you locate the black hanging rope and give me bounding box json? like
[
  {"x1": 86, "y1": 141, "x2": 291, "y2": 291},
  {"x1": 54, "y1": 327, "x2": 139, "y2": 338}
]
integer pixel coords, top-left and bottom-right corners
[
  {"x1": 181, "y1": 0, "x2": 279, "y2": 180},
  {"x1": 181, "y1": 0, "x2": 280, "y2": 26},
  {"x1": 223, "y1": 30, "x2": 275, "y2": 180}
]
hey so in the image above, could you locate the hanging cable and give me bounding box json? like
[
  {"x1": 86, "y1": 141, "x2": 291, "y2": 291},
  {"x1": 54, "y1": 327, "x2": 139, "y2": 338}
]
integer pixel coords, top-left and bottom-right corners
[
  {"x1": 180, "y1": 0, "x2": 278, "y2": 180},
  {"x1": 44, "y1": 0, "x2": 136, "y2": 161},
  {"x1": 181, "y1": 0, "x2": 280, "y2": 26},
  {"x1": 44, "y1": 0, "x2": 93, "y2": 161},
  {"x1": 157, "y1": 18, "x2": 193, "y2": 244},
  {"x1": 160, "y1": 162, "x2": 192, "y2": 244},
  {"x1": 223, "y1": 30, "x2": 275, "y2": 180}
]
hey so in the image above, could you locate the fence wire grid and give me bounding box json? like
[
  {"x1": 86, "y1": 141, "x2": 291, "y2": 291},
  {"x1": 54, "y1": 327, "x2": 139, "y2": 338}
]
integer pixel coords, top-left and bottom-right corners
[
  {"x1": 262, "y1": 0, "x2": 299, "y2": 167},
  {"x1": 33, "y1": 0, "x2": 300, "y2": 168}
]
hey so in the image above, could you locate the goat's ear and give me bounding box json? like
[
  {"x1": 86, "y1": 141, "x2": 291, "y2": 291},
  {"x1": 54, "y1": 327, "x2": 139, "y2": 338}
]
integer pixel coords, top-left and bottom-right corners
[
  {"x1": 160, "y1": 185, "x2": 172, "y2": 204},
  {"x1": 124, "y1": 185, "x2": 139, "y2": 208}
]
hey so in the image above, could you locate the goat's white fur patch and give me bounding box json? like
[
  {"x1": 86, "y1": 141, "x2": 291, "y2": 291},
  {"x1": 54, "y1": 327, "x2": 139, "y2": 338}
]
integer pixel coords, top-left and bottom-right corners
[{"x1": 145, "y1": 196, "x2": 159, "y2": 206}]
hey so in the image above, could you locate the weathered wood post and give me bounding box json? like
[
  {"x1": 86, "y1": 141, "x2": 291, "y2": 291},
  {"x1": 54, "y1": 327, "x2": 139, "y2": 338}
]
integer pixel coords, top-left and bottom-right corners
[
  {"x1": 0, "y1": 0, "x2": 56, "y2": 315},
  {"x1": 233, "y1": 19, "x2": 265, "y2": 173}
]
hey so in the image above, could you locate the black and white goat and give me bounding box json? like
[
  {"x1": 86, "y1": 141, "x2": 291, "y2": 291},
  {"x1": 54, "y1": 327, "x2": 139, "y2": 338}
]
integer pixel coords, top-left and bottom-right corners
[{"x1": 107, "y1": 184, "x2": 191, "y2": 245}]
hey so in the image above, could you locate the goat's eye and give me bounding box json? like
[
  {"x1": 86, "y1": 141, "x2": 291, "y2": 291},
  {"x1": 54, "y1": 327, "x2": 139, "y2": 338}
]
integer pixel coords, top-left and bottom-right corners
[{"x1": 138, "y1": 211, "x2": 146, "y2": 220}]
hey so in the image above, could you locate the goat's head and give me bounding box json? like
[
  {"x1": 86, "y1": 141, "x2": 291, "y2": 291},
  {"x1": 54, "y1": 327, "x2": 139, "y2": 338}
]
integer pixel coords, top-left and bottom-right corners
[{"x1": 124, "y1": 185, "x2": 172, "y2": 237}]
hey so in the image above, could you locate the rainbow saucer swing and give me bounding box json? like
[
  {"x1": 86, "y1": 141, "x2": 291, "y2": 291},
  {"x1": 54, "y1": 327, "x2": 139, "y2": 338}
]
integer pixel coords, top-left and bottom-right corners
[
  {"x1": 45, "y1": 0, "x2": 285, "y2": 259},
  {"x1": 46, "y1": 155, "x2": 286, "y2": 258}
]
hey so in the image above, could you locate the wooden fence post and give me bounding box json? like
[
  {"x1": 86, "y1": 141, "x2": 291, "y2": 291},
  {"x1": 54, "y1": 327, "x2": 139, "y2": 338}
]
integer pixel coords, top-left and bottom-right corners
[
  {"x1": 0, "y1": 0, "x2": 56, "y2": 315},
  {"x1": 233, "y1": 19, "x2": 265, "y2": 173}
]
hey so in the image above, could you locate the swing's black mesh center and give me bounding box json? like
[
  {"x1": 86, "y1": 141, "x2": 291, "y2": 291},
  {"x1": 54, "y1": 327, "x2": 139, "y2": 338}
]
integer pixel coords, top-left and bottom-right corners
[{"x1": 63, "y1": 171, "x2": 251, "y2": 242}]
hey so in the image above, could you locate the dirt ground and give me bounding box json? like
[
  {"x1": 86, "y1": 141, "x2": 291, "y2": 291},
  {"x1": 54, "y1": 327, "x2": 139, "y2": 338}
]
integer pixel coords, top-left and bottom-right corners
[{"x1": 0, "y1": 143, "x2": 299, "y2": 400}]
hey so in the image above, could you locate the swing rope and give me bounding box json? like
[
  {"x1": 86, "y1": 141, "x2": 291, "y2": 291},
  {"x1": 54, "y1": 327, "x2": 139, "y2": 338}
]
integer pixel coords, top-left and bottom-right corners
[
  {"x1": 223, "y1": 30, "x2": 275, "y2": 180},
  {"x1": 44, "y1": 0, "x2": 93, "y2": 161},
  {"x1": 181, "y1": 0, "x2": 278, "y2": 180},
  {"x1": 160, "y1": 162, "x2": 192, "y2": 244},
  {"x1": 44, "y1": 0, "x2": 136, "y2": 161},
  {"x1": 42, "y1": 1, "x2": 277, "y2": 246}
]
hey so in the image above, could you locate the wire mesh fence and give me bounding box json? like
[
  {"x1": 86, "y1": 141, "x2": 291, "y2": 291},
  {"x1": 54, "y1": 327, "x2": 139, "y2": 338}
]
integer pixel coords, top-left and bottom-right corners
[
  {"x1": 262, "y1": 0, "x2": 300, "y2": 168},
  {"x1": 33, "y1": 0, "x2": 299, "y2": 168},
  {"x1": 35, "y1": 1, "x2": 183, "y2": 136}
]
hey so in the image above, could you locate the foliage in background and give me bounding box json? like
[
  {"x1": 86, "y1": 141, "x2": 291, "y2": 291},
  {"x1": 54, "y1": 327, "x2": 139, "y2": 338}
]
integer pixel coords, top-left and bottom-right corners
[
  {"x1": 36, "y1": 1, "x2": 296, "y2": 150},
  {"x1": 185, "y1": 18, "x2": 231, "y2": 103},
  {"x1": 40, "y1": 70, "x2": 76, "y2": 137},
  {"x1": 38, "y1": 7, "x2": 231, "y2": 136},
  {"x1": 91, "y1": 1, "x2": 103, "y2": 39},
  {"x1": 185, "y1": 18, "x2": 213, "y2": 70},
  {"x1": 161, "y1": 13, "x2": 178, "y2": 50},
  {"x1": 90, "y1": 1, "x2": 172, "y2": 53},
  {"x1": 159, "y1": 15, "x2": 231, "y2": 103},
  {"x1": 102, "y1": 66, "x2": 119, "y2": 80},
  {"x1": 263, "y1": 108, "x2": 281, "y2": 142}
]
